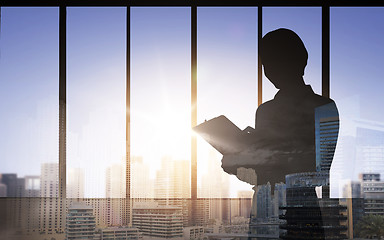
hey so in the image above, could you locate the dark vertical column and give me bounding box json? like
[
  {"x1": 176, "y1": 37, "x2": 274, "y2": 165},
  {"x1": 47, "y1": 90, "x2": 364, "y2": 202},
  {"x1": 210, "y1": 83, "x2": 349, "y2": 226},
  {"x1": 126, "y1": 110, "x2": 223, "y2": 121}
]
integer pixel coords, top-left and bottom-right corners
[
  {"x1": 125, "y1": 6, "x2": 132, "y2": 227},
  {"x1": 59, "y1": 5, "x2": 67, "y2": 233},
  {"x1": 258, "y1": 6, "x2": 263, "y2": 106},
  {"x1": 0, "y1": 7, "x2": 2, "y2": 34},
  {"x1": 322, "y1": 5, "x2": 330, "y2": 98},
  {"x1": 59, "y1": 5, "x2": 66, "y2": 200},
  {"x1": 191, "y1": 4, "x2": 197, "y2": 226}
]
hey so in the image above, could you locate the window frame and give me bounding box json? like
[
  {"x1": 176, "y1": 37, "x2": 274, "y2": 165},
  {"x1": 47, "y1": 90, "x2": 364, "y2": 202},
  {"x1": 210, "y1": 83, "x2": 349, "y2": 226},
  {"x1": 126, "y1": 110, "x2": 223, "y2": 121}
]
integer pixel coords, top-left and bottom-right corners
[{"x1": 0, "y1": 0, "x2": 381, "y2": 226}]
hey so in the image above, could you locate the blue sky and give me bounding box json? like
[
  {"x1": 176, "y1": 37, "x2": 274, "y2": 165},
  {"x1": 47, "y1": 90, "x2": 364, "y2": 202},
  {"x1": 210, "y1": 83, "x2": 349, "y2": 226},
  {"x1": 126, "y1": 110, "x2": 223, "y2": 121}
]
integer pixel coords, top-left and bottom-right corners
[{"x1": 1, "y1": 7, "x2": 384, "y2": 197}]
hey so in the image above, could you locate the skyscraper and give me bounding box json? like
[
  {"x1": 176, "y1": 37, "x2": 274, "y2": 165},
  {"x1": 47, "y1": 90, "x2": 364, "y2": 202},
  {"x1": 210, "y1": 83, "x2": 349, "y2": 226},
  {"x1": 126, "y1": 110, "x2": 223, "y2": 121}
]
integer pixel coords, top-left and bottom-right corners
[
  {"x1": 155, "y1": 156, "x2": 190, "y2": 202},
  {"x1": 154, "y1": 157, "x2": 190, "y2": 226},
  {"x1": 200, "y1": 149, "x2": 230, "y2": 199},
  {"x1": 131, "y1": 156, "x2": 154, "y2": 199},
  {"x1": 106, "y1": 163, "x2": 125, "y2": 226},
  {"x1": 39, "y1": 163, "x2": 63, "y2": 235},
  {"x1": 40, "y1": 163, "x2": 59, "y2": 198},
  {"x1": 199, "y1": 149, "x2": 230, "y2": 224},
  {"x1": 280, "y1": 173, "x2": 348, "y2": 239},
  {"x1": 237, "y1": 190, "x2": 253, "y2": 219},
  {"x1": 315, "y1": 102, "x2": 340, "y2": 173},
  {"x1": 280, "y1": 104, "x2": 348, "y2": 239},
  {"x1": 155, "y1": 156, "x2": 174, "y2": 205},
  {"x1": 67, "y1": 168, "x2": 84, "y2": 199},
  {"x1": 256, "y1": 182, "x2": 273, "y2": 220},
  {"x1": 331, "y1": 117, "x2": 384, "y2": 196},
  {"x1": 273, "y1": 183, "x2": 286, "y2": 217}
]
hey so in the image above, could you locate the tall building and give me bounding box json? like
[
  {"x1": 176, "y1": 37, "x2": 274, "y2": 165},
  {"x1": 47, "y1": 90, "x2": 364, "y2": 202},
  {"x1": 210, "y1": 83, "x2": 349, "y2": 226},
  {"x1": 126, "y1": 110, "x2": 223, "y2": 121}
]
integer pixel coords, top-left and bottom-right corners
[
  {"x1": 24, "y1": 176, "x2": 40, "y2": 197},
  {"x1": 40, "y1": 163, "x2": 59, "y2": 198},
  {"x1": 256, "y1": 182, "x2": 273, "y2": 220},
  {"x1": 199, "y1": 150, "x2": 230, "y2": 224},
  {"x1": 154, "y1": 157, "x2": 190, "y2": 226},
  {"x1": 67, "y1": 168, "x2": 84, "y2": 199},
  {"x1": 279, "y1": 103, "x2": 348, "y2": 239},
  {"x1": 315, "y1": 102, "x2": 339, "y2": 173},
  {"x1": 83, "y1": 198, "x2": 108, "y2": 228},
  {"x1": 131, "y1": 156, "x2": 154, "y2": 199},
  {"x1": 155, "y1": 156, "x2": 174, "y2": 205},
  {"x1": 359, "y1": 173, "x2": 384, "y2": 216},
  {"x1": 355, "y1": 125, "x2": 384, "y2": 176},
  {"x1": 199, "y1": 150, "x2": 230, "y2": 199},
  {"x1": 106, "y1": 164, "x2": 125, "y2": 199},
  {"x1": 280, "y1": 172, "x2": 347, "y2": 240},
  {"x1": 194, "y1": 198, "x2": 210, "y2": 226},
  {"x1": 173, "y1": 159, "x2": 190, "y2": 226},
  {"x1": 237, "y1": 191, "x2": 253, "y2": 219},
  {"x1": 249, "y1": 183, "x2": 278, "y2": 237},
  {"x1": 173, "y1": 160, "x2": 191, "y2": 200},
  {"x1": 343, "y1": 173, "x2": 384, "y2": 237},
  {"x1": 1, "y1": 173, "x2": 17, "y2": 197},
  {"x1": 106, "y1": 163, "x2": 125, "y2": 226},
  {"x1": 15, "y1": 177, "x2": 26, "y2": 197},
  {"x1": 0, "y1": 183, "x2": 6, "y2": 197},
  {"x1": 331, "y1": 117, "x2": 384, "y2": 196},
  {"x1": 39, "y1": 163, "x2": 63, "y2": 235},
  {"x1": 342, "y1": 180, "x2": 364, "y2": 235},
  {"x1": 273, "y1": 183, "x2": 286, "y2": 217},
  {"x1": 0, "y1": 174, "x2": 43, "y2": 238},
  {"x1": 66, "y1": 202, "x2": 96, "y2": 239}
]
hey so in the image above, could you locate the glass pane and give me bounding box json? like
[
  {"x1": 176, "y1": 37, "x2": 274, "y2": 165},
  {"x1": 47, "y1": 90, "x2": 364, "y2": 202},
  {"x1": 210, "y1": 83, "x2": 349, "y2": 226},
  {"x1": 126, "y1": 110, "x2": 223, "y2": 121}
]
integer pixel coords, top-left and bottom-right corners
[
  {"x1": 331, "y1": 7, "x2": 384, "y2": 198},
  {"x1": 130, "y1": 7, "x2": 191, "y2": 202},
  {"x1": 197, "y1": 7, "x2": 257, "y2": 202},
  {"x1": 67, "y1": 7, "x2": 126, "y2": 198},
  {"x1": 0, "y1": 7, "x2": 59, "y2": 198},
  {"x1": 263, "y1": 7, "x2": 322, "y2": 102}
]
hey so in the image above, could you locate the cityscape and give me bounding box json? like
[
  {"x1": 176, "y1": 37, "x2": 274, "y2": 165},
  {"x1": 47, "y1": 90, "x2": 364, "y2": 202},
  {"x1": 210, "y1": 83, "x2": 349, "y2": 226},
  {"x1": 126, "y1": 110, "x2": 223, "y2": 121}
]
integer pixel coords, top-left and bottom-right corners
[
  {"x1": 2, "y1": 5, "x2": 384, "y2": 240},
  {"x1": 1, "y1": 111, "x2": 384, "y2": 239}
]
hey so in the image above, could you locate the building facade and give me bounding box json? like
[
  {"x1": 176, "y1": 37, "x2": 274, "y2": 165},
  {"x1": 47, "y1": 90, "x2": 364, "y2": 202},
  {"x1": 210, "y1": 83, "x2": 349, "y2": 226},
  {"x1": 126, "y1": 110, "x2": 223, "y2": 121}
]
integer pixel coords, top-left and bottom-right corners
[
  {"x1": 132, "y1": 202, "x2": 183, "y2": 238},
  {"x1": 66, "y1": 203, "x2": 96, "y2": 240},
  {"x1": 280, "y1": 172, "x2": 347, "y2": 240}
]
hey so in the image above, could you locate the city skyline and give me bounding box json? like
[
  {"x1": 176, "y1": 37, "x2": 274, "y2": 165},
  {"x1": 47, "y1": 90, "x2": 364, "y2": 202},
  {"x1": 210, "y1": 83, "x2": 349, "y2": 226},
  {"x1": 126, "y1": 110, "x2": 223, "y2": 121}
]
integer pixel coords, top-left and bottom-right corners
[
  {"x1": 0, "y1": 154, "x2": 250, "y2": 199},
  {"x1": 1, "y1": 7, "x2": 384, "y2": 199},
  {"x1": 0, "y1": 4, "x2": 383, "y2": 239}
]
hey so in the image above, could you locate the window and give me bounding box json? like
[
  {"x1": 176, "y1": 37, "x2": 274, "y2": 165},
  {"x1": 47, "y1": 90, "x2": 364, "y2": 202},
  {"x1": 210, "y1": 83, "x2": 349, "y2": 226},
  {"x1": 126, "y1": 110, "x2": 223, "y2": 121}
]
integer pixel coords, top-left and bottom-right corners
[
  {"x1": 0, "y1": 7, "x2": 59, "y2": 198},
  {"x1": 197, "y1": 7, "x2": 257, "y2": 198},
  {"x1": 1, "y1": 2, "x2": 383, "y2": 239},
  {"x1": 67, "y1": 7, "x2": 126, "y2": 198}
]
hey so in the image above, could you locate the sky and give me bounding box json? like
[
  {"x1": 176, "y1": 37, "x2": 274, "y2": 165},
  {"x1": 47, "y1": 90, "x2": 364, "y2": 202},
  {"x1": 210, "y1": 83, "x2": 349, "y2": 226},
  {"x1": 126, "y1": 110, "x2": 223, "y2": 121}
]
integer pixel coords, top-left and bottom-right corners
[{"x1": 1, "y1": 7, "x2": 384, "y2": 198}]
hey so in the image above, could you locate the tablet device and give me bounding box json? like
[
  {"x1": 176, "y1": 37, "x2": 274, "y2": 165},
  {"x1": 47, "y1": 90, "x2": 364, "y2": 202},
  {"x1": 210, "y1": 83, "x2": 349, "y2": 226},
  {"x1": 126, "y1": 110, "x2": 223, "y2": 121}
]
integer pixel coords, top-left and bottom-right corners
[{"x1": 193, "y1": 115, "x2": 249, "y2": 155}]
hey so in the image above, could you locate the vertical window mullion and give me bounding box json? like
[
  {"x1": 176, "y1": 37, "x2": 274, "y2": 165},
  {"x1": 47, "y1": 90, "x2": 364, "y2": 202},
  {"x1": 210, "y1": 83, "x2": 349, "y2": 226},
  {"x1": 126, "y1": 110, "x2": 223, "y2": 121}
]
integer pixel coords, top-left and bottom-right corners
[
  {"x1": 322, "y1": 4, "x2": 330, "y2": 98},
  {"x1": 126, "y1": 5, "x2": 131, "y2": 226},
  {"x1": 59, "y1": 5, "x2": 66, "y2": 200},
  {"x1": 59, "y1": 4, "x2": 67, "y2": 233},
  {"x1": 191, "y1": 4, "x2": 197, "y2": 225},
  {"x1": 258, "y1": 6, "x2": 263, "y2": 106}
]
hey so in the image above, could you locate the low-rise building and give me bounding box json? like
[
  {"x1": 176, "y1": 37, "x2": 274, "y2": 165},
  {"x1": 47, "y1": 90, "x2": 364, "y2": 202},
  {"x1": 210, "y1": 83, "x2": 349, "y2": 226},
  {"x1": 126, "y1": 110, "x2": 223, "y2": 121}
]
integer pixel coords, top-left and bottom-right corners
[
  {"x1": 66, "y1": 202, "x2": 96, "y2": 240},
  {"x1": 133, "y1": 202, "x2": 183, "y2": 239},
  {"x1": 183, "y1": 226, "x2": 204, "y2": 240},
  {"x1": 94, "y1": 226, "x2": 142, "y2": 239}
]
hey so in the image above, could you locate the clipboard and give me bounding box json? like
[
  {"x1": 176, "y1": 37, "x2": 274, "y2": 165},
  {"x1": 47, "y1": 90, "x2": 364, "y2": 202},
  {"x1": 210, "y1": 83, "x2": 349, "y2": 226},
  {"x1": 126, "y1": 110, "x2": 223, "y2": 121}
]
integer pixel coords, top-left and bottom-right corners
[{"x1": 193, "y1": 115, "x2": 250, "y2": 155}]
